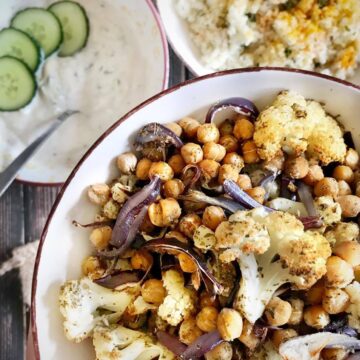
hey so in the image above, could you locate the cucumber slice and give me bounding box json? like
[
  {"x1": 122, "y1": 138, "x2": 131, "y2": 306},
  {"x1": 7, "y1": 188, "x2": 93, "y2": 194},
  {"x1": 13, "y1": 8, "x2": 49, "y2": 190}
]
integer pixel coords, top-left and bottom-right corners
[
  {"x1": 0, "y1": 28, "x2": 42, "y2": 71},
  {"x1": 11, "y1": 8, "x2": 63, "y2": 57},
  {"x1": 49, "y1": 1, "x2": 89, "y2": 57},
  {"x1": 0, "y1": 56, "x2": 36, "y2": 111}
]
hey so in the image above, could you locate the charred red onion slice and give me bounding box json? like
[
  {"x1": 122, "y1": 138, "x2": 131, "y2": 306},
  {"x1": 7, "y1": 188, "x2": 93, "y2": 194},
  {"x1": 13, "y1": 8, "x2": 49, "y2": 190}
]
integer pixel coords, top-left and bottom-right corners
[
  {"x1": 156, "y1": 331, "x2": 187, "y2": 356},
  {"x1": 182, "y1": 164, "x2": 201, "y2": 190},
  {"x1": 347, "y1": 353, "x2": 360, "y2": 360},
  {"x1": 297, "y1": 182, "x2": 317, "y2": 217},
  {"x1": 280, "y1": 175, "x2": 296, "y2": 201},
  {"x1": 182, "y1": 330, "x2": 223, "y2": 359},
  {"x1": 135, "y1": 122, "x2": 183, "y2": 150},
  {"x1": 72, "y1": 220, "x2": 114, "y2": 228},
  {"x1": 224, "y1": 179, "x2": 323, "y2": 228},
  {"x1": 94, "y1": 271, "x2": 142, "y2": 289},
  {"x1": 143, "y1": 238, "x2": 224, "y2": 295},
  {"x1": 205, "y1": 97, "x2": 259, "y2": 123},
  {"x1": 223, "y1": 179, "x2": 273, "y2": 212},
  {"x1": 299, "y1": 216, "x2": 323, "y2": 229},
  {"x1": 179, "y1": 189, "x2": 245, "y2": 213},
  {"x1": 107, "y1": 176, "x2": 161, "y2": 253}
]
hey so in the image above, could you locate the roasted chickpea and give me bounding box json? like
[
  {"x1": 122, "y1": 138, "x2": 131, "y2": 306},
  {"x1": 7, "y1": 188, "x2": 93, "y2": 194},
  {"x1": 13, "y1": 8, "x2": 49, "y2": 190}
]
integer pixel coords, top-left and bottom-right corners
[
  {"x1": 168, "y1": 154, "x2": 186, "y2": 175},
  {"x1": 321, "y1": 348, "x2": 349, "y2": 360},
  {"x1": 325, "y1": 256, "x2": 354, "y2": 288},
  {"x1": 239, "y1": 319, "x2": 261, "y2": 351},
  {"x1": 355, "y1": 265, "x2": 360, "y2": 282},
  {"x1": 90, "y1": 226, "x2": 112, "y2": 250},
  {"x1": 337, "y1": 195, "x2": 360, "y2": 217},
  {"x1": 82, "y1": 256, "x2": 104, "y2": 279},
  {"x1": 233, "y1": 116, "x2": 254, "y2": 141},
  {"x1": 218, "y1": 164, "x2": 239, "y2": 184},
  {"x1": 148, "y1": 162, "x2": 174, "y2": 181},
  {"x1": 122, "y1": 312, "x2": 147, "y2": 330},
  {"x1": 165, "y1": 122, "x2": 182, "y2": 137},
  {"x1": 265, "y1": 297, "x2": 292, "y2": 326},
  {"x1": 148, "y1": 198, "x2": 182, "y2": 227},
  {"x1": 141, "y1": 279, "x2": 166, "y2": 305},
  {"x1": 314, "y1": 177, "x2": 339, "y2": 198},
  {"x1": 219, "y1": 119, "x2": 234, "y2": 136},
  {"x1": 345, "y1": 148, "x2": 359, "y2": 170},
  {"x1": 88, "y1": 183, "x2": 110, "y2": 205},
  {"x1": 179, "y1": 213, "x2": 202, "y2": 238},
  {"x1": 205, "y1": 342, "x2": 233, "y2": 360},
  {"x1": 178, "y1": 253, "x2": 197, "y2": 273},
  {"x1": 236, "y1": 174, "x2": 252, "y2": 190},
  {"x1": 333, "y1": 241, "x2": 360, "y2": 267},
  {"x1": 217, "y1": 308, "x2": 243, "y2": 341},
  {"x1": 303, "y1": 305, "x2": 330, "y2": 329},
  {"x1": 246, "y1": 186, "x2": 266, "y2": 204},
  {"x1": 356, "y1": 182, "x2": 360, "y2": 197},
  {"x1": 103, "y1": 199, "x2": 121, "y2": 219},
  {"x1": 338, "y1": 180, "x2": 352, "y2": 196},
  {"x1": 288, "y1": 298, "x2": 304, "y2": 325},
  {"x1": 322, "y1": 288, "x2": 350, "y2": 314},
  {"x1": 179, "y1": 318, "x2": 203, "y2": 345},
  {"x1": 271, "y1": 329, "x2": 298, "y2": 349},
  {"x1": 199, "y1": 159, "x2": 221, "y2": 180},
  {"x1": 178, "y1": 117, "x2": 200, "y2": 138},
  {"x1": 136, "y1": 158, "x2": 153, "y2": 180},
  {"x1": 196, "y1": 306, "x2": 219, "y2": 332},
  {"x1": 241, "y1": 140, "x2": 260, "y2": 164},
  {"x1": 223, "y1": 152, "x2": 245, "y2": 170},
  {"x1": 305, "y1": 279, "x2": 325, "y2": 305},
  {"x1": 163, "y1": 179, "x2": 185, "y2": 199},
  {"x1": 203, "y1": 142, "x2": 226, "y2": 162},
  {"x1": 303, "y1": 164, "x2": 324, "y2": 186},
  {"x1": 263, "y1": 152, "x2": 285, "y2": 172},
  {"x1": 111, "y1": 183, "x2": 128, "y2": 204},
  {"x1": 197, "y1": 123, "x2": 220, "y2": 144},
  {"x1": 117, "y1": 152, "x2": 137, "y2": 174},
  {"x1": 200, "y1": 291, "x2": 220, "y2": 309},
  {"x1": 139, "y1": 212, "x2": 155, "y2": 233},
  {"x1": 219, "y1": 135, "x2": 238, "y2": 153},
  {"x1": 181, "y1": 143, "x2": 204, "y2": 164},
  {"x1": 202, "y1": 206, "x2": 226, "y2": 230},
  {"x1": 333, "y1": 165, "x2": 354, "y2": 183},
  {"x1": 131, "y1": 250, "x2": 153, "y2": 271},
  {"x1": 284, "y1": 156, "x2": 309, "y2": 179},
  {"x1": 165, "y1": 230, "x2": 188, "y2": 243}
]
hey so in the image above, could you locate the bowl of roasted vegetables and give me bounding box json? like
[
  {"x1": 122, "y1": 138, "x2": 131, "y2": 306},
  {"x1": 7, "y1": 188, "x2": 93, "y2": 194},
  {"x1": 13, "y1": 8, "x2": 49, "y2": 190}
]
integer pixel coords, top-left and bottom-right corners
[{"x1": 32, "y1": 68, "x2": 360, "y2": 360}]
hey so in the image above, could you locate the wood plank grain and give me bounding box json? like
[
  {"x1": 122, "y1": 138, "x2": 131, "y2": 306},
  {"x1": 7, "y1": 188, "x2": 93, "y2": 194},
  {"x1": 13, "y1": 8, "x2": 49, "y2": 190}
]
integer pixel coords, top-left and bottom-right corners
[
  {"x1": 0, "y1": 182, "x2": 25, "y2": 360},
  {"x1": 23, "y1": 186, "x2": 61, "y2": 245},
  {"x1": 169, "y1": 46, "x2": 186, "y2": 86}
]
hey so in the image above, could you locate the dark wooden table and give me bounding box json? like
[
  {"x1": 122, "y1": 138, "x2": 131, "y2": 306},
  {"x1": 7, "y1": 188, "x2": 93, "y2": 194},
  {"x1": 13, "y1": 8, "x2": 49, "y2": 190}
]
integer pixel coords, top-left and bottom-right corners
[{"x1": 0, "y1": 47, "x2": 190, "y2": 359}]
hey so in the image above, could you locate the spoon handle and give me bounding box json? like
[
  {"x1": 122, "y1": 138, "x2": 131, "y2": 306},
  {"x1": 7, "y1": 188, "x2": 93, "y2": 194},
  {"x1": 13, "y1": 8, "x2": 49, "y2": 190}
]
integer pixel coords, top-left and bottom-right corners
[{"x1": 0, "y1": 110, "x2": 78, "y2": 197}]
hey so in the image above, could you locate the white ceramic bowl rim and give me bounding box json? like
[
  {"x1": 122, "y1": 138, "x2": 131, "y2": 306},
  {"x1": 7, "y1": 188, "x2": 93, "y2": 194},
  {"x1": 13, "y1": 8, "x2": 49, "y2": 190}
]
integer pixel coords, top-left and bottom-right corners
[
  {"x1": 15, "y1": 0, "x2": 170, "y2": 188},
  {"x1": 31, "y1": 67, "x2": 360, "y2": 359}
]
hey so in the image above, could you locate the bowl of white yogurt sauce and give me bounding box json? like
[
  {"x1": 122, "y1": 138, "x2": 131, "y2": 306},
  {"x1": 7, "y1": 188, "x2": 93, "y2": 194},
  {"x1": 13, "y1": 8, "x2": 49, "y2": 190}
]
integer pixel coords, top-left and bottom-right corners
[{"x1": 0, "y1": 0, "x2": 169, "y2": 184}]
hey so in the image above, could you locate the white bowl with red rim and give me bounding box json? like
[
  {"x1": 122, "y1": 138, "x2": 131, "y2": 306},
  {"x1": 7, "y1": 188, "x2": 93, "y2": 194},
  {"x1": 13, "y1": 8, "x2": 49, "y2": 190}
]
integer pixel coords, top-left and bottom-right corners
[{"x1": 31, "y1": 68, "x2": 360, "y2": 359}]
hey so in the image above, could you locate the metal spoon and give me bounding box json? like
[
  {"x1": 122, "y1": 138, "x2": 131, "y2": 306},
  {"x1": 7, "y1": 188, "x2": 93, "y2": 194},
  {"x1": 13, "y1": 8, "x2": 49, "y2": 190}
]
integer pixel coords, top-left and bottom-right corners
[{"x1": 0, "y1": 110, "x2": 79, "y2": 197}]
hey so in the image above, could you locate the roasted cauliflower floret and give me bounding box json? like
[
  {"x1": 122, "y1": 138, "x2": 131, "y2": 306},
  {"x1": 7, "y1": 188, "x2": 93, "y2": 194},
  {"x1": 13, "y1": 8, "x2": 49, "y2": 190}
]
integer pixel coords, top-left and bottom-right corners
[
  {"x1": 215, "y1": 208, "x2": 270, "y2": 256},
  {"x1": 229, "y1": 210, "x2": 331, "y2": 323},
  {"x1": 314, "y1": 196, "x2": 342, "y2": 226},
  {"x1": 59, "y1": 277, "x2": 135, "y2": 343},
  {"x1": 325, "y1": 221, "x2": 360, "y2": 246},
  {"x1": 345, "y1": 281, "x2": 360, "y2": 331},
  {"x1": 93, "y1": 324, "x2": 174, "y2": 360},
  {"x1": 158, "y1": 269, "x2": 196, "y2": 326},
  {"x1": 254, "y1": 91, "x2": 346, "y2": 164}
]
